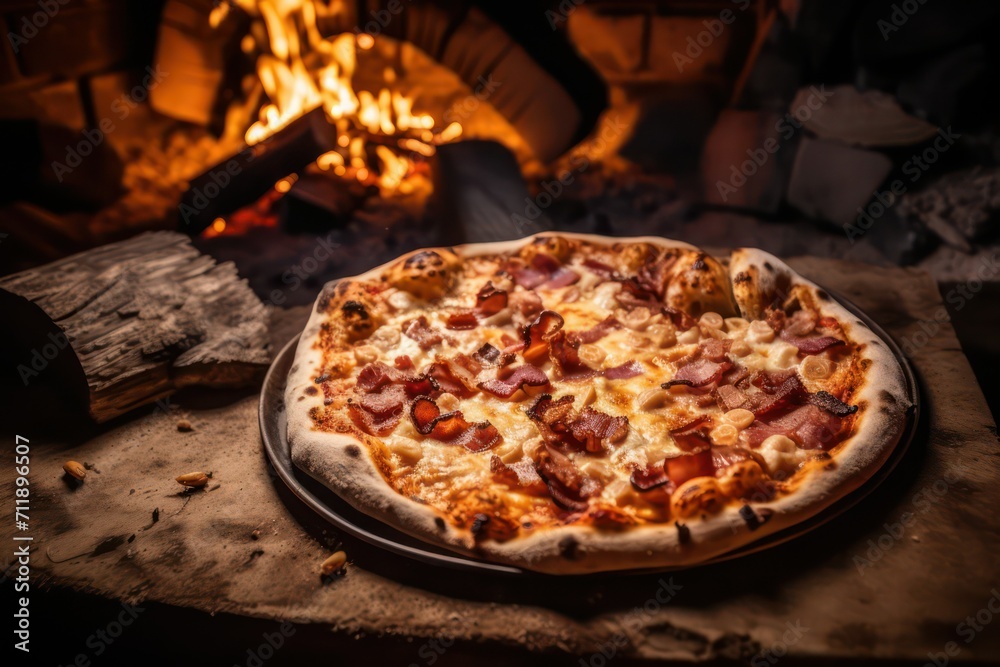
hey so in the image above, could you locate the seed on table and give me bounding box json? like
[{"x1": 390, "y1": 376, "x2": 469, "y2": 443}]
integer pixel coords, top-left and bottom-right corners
[
  {"x1": 63, "y1": 461, "x2": 86, "y2": 481},
  {"x1": 321, "y1": 550, "x2": 347, "y2": 575},
  {"x1": 176, "y1": 472, "x2": 209, "y2": 488}
]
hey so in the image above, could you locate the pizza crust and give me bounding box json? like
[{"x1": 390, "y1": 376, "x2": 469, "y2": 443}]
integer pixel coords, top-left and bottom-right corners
[{"x1": 284, "y1": 235, "x2": 912, "y2": 574}]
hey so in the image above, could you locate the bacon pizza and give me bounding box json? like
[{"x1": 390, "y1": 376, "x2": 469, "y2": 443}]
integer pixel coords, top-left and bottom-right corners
[{"x1": 284, "y1": 234, "x2": 910, "y2": 574}]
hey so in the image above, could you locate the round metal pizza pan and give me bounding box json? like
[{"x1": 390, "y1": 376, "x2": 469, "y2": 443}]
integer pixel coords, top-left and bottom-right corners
[{"x1": 260, "y1": 290, "x2": 920, "y2": 577}]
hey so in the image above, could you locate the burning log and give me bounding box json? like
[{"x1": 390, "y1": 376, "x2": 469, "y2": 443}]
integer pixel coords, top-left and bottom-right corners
[{"x1": 0, "y1": 232, "x2": 271, "y2": 422}]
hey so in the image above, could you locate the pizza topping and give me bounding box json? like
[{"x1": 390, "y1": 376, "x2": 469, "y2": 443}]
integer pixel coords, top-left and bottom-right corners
[
  {"x1": 472, "y1": 342, "x2": 515, "y2": 368},
  {"x1": 535, "y1": 444, "x2": 600, "y2": 512},
  {"x1": 408, "y1": 396, "x2": 501, "y2": 451},
  {"x1": 569, "y1": 407, "x2": 629, "y2": 453},
  {"x1": 603, "y1": 360, "x2": 645, "y2": 380},
  {"x1": 709, "y1": 445, "x2": 757, "y2": 472},
  {"x1": 743, "y1": 404, "x2": 843, "y2": 450},
  {"x1": 475, "y1": 282, "x2": 508, "y2": 315},
  {"x1": 669, "y1": 417, "x2": 713, "y2": 451},
  {"x1": 636, "y1": 255, "x2": 678, "y2": 298},
  {"x1": 780, "y1": 330, "x2": 846, "y2": 354},
  {"x1": 700, "y1": 338, "x2": 733, "y2": 361},
  {"x1": 662, "y1": 306, "x2": 698, "y2": 331},
  {"x1": 664, "y1": 449, "x2": 715, "y2": 486},
  {"x1": 490, "y1": 455, "x2": 547, "y2": 494},
  {"x1": 478, "y1": 365, "x2": 551, "y2": 399},
  {"x1": 521, "y1": 310, "x2": 565, "y2": 363},
  {"x1": 508, "y1": 290, "x2": 544, "y2": 317},
  {"x1": 394, "y1": 355, "x2": 414, "y2": 370},
  {"x1": 402, "y1": 316, "x2": 448, "y2": 350},
  {"x1": 510, "y1": 253, "x2": 560, "y2": 289},
  {"x1": 664, "y1": 358, "x2": 732, "y2": 388},
  {"x1": 544, "y1": 266, "x2": 581, "y2": 289},
  {"x1": 572, "y1": 316, "x2": 621, "y2": 344},
  {"x1": 348, "y1": 385, "x2": 406, "y2": 436},
  {"x1": 630, "y1": 463, "x2": 672, "y2": 491},
  {"x1": 582, "y1": 258, "x2": 621, "y2": 280},
  {"x1": 549, "y1": 332, "x2": 598, "y2": 380},
  {"x1": 427, "y1": 359, "x2": 478, "y2": 398},
  {"x1": 784, "y1": 309, "x2": 817, "y2": 336},
  {"x1": 617, "y1": 278, "x2": 661, "y2": 309},
  {"x1": 356, "y1": 361, "x2": 439, "y2": 397},
  {"x1": 808, "y1": 390, "x2": 859, "y2": 417},
  {"x1": 445, "y1": 311, "x2": 479, "y2": 330}
]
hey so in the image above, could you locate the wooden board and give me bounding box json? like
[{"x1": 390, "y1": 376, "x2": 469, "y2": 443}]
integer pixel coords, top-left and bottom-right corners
[{"x1": 3, "y1": 257, "x2": 998, "y2": 663}]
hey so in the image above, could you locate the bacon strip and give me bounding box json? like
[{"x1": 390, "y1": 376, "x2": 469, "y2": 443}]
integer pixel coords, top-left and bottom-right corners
[
  {"x1": 445, "y1": 311, "x2": 478, "y2": 330},
  {"x1": 664, "y1": 449, "x2": 714, "y2": 485},
  {"x1": 617, "y1": 278, "x2": 660, "y2": 309},
  {"x1": 548, "y1": 331, "x2": 596, "y2": 381},
  {"x1": 571, "y1": 316, "x2": 621, "y2": 344},
  {"x1": 478, "y1": 365, "x2": 550, "y2": 399},
  {"x1": 356, "y1": 361, "x2": 438, "y2": 397},
  {"x1": 662, "y1": 306, "x2": 698, "y2": 331},
  {"x1": 568, "y1": 407, "x2": 629, "y2": 453},
  {"x1": 490, "y1": 455, "x2": 546, "y2": 493},
  {"x1": 402, "y1": 316, "x2": 446, "y2": 350},
  {"x1": 472, "y1": 342, "x2": 515, "y2": 368},
  {"x1": 808, "y1": 390, "x2": 858, "y2": 416},
  {"x1": 475, "y1": 282, "x2": 508, "y2": 315},
  {"x1": 427, "y1": 359, "x2": 478, "y2": 398},
  {"x1": 535, "y1": 444, "x2": 599, "y2": 512},
  {"x1": 521, "y1": 310, "x2": 564, "y2": 363},
  {"x1": 408, "y1": 396, "x2": 500, "y2": 452},
  {"x1": 582, "y1": 258, "x2": 620, "y2": 280},
  {"x1": 637, "y1": 255, "x2": 677, "y2": 299},
  {"x1": 544, "y1": 267, "x2": 580, "y2": 289},
  {"x1": 670, "y1": 416, "x2": 712, "y2": 451},
  {"x1": 780, "y1": 329, "x2": 846, "y2": 354},
  {"x1": 603, "y1": 360, "x2": 644, "y2": 381},
  {"x1": 743, "y1": 404, "x2": 844, "y2": 450},
  {"x1": 348, "y1": 385, "x2": 406, "y2": 436},
  {"x1": 630, "y1": 464, "x2": 672, "y2": 491},
  {"x1": 663, "y1": 359, "x2": 732, "y2": 388}
]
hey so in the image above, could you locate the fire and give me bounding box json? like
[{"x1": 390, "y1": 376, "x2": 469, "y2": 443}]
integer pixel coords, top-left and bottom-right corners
[{"x1": 218, "y1": 0, "x2": 461, "y2": 196}]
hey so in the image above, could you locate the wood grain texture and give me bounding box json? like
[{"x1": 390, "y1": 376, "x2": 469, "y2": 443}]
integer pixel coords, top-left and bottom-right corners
[{"x1": 0, "y1": 231, "x2": 270, "y2": 422}]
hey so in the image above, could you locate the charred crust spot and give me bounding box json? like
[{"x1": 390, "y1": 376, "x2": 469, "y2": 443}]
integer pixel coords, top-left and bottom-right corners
[
  {"x1": 314, "y1": 374, "x2": 330, "y2": 383},
  {"x1": 675, "y1": 521, "x2": 691, "y2": 544},
  {"x1": 817, "y1": 290, "x2": 831, "y2": 301},
  {"x1": 763, "y1": 261, "x2": 774, "y2": 271},
  {"x1": 470, "y1": 513, "x2": 491, "y2": 539},
  {"x1": 344, "y1": 444, "x2": 361, "y2": 458},
  {"x1": 290, "y1": 364, "x2": 299, "y2": 374},
  {"x1": 434, "y1": 517, "x2": 447, "y2": 531},
  {"x1": 317, "y1": 284, "x2": 339, "y2": 312},
  {"x1": 404, "y1": 250, "x2": 445, "y2": 271},
  {"x1": 558, "y1": 536, "x2": 581, "y2": 560},
  {"x1": 692, "y1": 254, "x2": 709, "y2": 271},
  {"x1": 856, "y1": 320, "x2": 866, "y2": 327},
  {"x1": 304, "y1": 386, "x2": 318, "y2": 396},
  {"x1": 342, "y1": 300, "x2": 369, "y2": 320},
  {"x1": 734, "y1": 271, "x2": 752, "y2": 285},
  {"x1": 825, "y1": 461, "x2": 838, "y2": 470},
  {"x1": 739, "y1": 505, "x2": 761, "y2": 531}
]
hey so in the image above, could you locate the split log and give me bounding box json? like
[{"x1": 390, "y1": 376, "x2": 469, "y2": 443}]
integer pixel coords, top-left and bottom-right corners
[{"x1": 0, "y1": 231, "x2": 271, "y2": 422}]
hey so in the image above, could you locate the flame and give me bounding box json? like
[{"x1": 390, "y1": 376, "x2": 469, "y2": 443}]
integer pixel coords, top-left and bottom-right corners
[{"x1": 222, "y1": 0, "x2": 459, "y2": 196}]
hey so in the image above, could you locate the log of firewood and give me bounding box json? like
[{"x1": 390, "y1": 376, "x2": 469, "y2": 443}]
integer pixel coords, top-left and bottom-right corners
[{"x1": 0, "y1": 231, "x2": 271, "y2": 422}]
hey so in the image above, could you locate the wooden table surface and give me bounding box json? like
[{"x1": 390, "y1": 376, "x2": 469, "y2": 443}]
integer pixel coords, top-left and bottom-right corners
[{"x1": 5, "y1": 256, "x2": 999, "y2": 664}]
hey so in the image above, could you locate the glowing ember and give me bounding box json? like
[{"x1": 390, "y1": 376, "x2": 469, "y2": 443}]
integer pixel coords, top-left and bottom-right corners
[{"x1": 217, "y1": 0, "x2": 461, "y2": 197}]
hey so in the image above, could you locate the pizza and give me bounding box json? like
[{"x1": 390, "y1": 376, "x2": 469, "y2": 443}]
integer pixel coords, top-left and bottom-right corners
[{"x1": 284, "y1": 233, "x2": 911, "y2": 574}]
